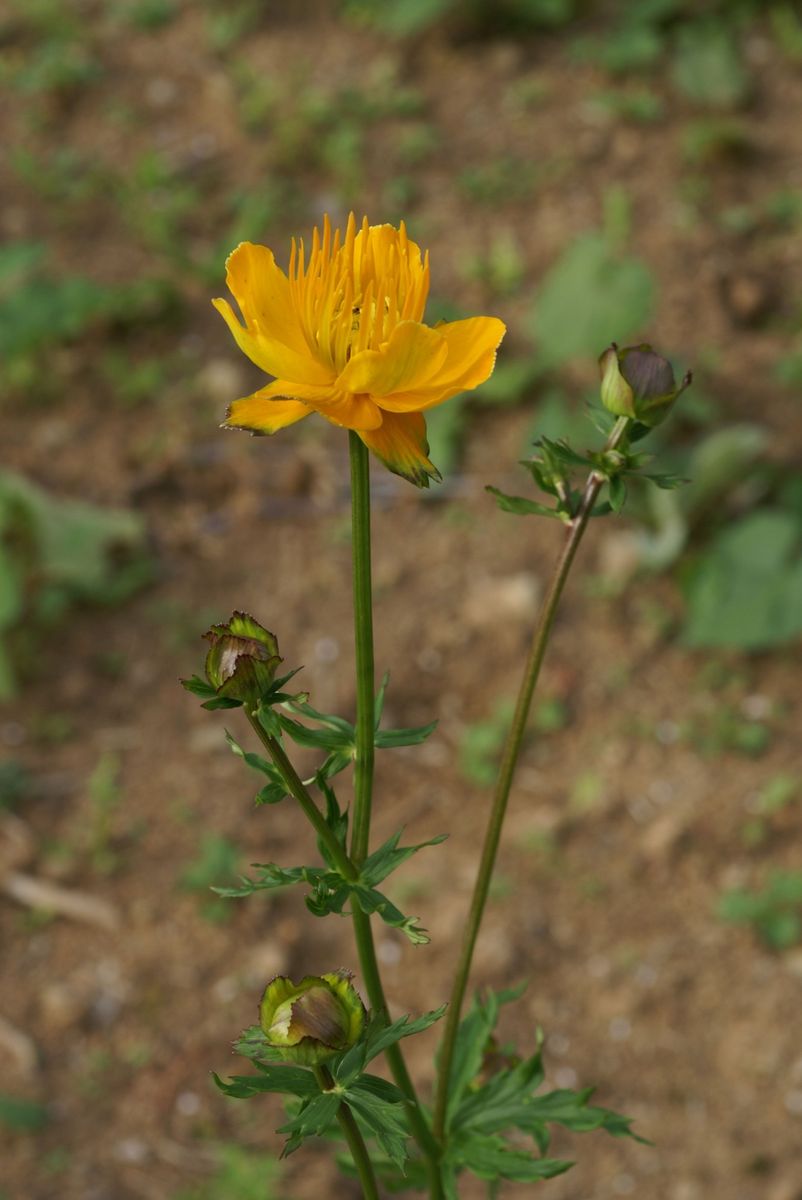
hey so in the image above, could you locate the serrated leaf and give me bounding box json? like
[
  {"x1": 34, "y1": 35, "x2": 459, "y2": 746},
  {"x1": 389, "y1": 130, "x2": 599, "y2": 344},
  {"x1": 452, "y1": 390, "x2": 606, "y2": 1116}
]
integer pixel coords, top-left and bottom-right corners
[
  {"x1": 352, "y1": 884, "x2": 431, "y2": 944},
  {"x1": 225, "y1": 731, "x2": 277, "y2": 778},
  {"x1": 212, "y1": 861, "x2": 333, "y2": 900},
  {"x1": 278, "y1": 1091, "x2": 342, "y2": 1156},
  {"x1": 347, "y1": 1074, "x2": 407, "y2": 1106},
  {"x1": 213, "y1": 1065, "x2": 318, "y2": 1100},
  {"x1": 277, "y1": 714, "x2": 356, "y2": 753},
  {"x1": 344, "y1": 1091, "x2": 409, "y2": 1171},
  {"x1": 450, "y1": 1133, "x2": 573, "y2": 1182},
  {"x1": 443, "y1": 986, "x2": 527, "y2": 1127},
  {"x1": 179, "y1": 675, "x2": 241, "y2": 710},
  {"x1": 374, "y1": 719, "x2": 438, "y2": 749},
  {"x1": 361, "y1": 829, "x2": 447, "y2": 887},
  {"x1": 486, "y1": 486, "x2": 562, "y2": 520},
  {"x1": 538, "y1": 437, "x2": 592, "y2": 468},
  {"x1": 254, "y1": 781, "x2": 289, "y2": 805},
  {"x1": 353, "y1": 1006, "x2": 447, "y2": 1072},
  {"x1": 315, "y1": 773, "x2": 349, "y2": 864},
  {"x1": 284, "y1": 698, "x2": 355, "y2": 736}
]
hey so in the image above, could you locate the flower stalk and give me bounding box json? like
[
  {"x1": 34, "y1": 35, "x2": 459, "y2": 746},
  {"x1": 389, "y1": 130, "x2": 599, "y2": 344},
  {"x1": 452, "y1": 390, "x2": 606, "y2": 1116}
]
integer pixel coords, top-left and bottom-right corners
[
  {"x1": 431, "y1": 416, "x2": 631, "y2": 1142},
  {"x1": 347, "y1": 431, "x2": 445, "y2": 1195}
]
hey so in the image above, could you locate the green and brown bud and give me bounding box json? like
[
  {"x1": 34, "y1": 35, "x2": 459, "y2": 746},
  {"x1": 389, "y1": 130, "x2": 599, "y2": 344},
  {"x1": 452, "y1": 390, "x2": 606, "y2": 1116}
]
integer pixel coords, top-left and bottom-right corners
[
  {"x1": 203, "y1": 612, "x2": 282, "y2": 706},
  {"x1": 259, "y1": 971, "x2": 365, "y2": 1065},
  {"x1": 599, "y1": 343, "x2": 691, "y2": 427}
]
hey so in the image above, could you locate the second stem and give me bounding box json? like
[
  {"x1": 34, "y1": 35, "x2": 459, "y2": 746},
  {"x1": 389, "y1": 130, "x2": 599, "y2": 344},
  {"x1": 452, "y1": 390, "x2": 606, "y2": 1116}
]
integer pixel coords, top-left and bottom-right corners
[{"x1": 431, "y1": 417, "x2": 630, "y2": 1141}]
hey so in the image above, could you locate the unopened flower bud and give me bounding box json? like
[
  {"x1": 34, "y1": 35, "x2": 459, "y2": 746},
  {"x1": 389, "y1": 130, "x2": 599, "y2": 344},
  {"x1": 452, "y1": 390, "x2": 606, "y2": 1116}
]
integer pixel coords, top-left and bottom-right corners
[
  {"x1": 203, "y1": 612, "x2": 282, "y2": 705},
  {"x1": 599, "y1": 343, "x2": 691, "y2": 427},
  {"x1": 259, "y1": 971, "x2": 365, "y2": 1065}
]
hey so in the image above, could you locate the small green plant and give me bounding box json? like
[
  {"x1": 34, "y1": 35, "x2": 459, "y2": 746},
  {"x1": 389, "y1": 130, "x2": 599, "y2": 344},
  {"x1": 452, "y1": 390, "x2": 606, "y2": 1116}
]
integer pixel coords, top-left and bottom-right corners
[
  {"x1": 719, "y1": 872, "x2": 802, "y2": 950},
  {"x1": 87, "y1": 752, "x2": 123, "y2": 875},
  {"x1": 529, "y1": 195, "x2": 656, "y2": 371},
  {"x1": 0, "y1": 1094, "x2": 49, "y2": 1133},
  {"x1": 671, "y1": 21, "x2": 750, "y2": 109},
  {"x1": 174, "y1": 1146, "x2": 283, "y2": 1200},
  {"x1": 181, "y1": 834, "x2": 242, "y2": 923},
  {"x1": 0, "y1": 470, "x2": 151, "y2": 698}
]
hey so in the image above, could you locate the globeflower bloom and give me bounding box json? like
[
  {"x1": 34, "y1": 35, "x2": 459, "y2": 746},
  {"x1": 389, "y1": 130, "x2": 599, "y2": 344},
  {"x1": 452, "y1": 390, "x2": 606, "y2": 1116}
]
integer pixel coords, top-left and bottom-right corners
[
  {"x1": 213, "y1": 214, "x2": 506, "y2": 486},
  {"x1": 259, "y1": 971, "x2": 366, "y2": 1065}
]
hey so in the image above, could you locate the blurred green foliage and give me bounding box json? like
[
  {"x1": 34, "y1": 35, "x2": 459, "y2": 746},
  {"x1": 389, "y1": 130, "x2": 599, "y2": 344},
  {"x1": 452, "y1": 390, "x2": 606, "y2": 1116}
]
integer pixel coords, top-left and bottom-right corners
[
  {"x1": 0, "y1": 470, "x2": 151, "y2": 698},
  {"x1": 174, "y1": 1146, "x2": 283, "y2": 1200},
  {"x1": 719, "y1": 871, "x2": 802, "y2": 950}
]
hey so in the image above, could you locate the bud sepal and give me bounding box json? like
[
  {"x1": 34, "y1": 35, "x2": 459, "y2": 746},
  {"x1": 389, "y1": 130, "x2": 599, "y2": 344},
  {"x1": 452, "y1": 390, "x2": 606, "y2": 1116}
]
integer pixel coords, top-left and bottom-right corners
[{"x1": 599, "y1": 342, "x2": 691, "y2": 428}]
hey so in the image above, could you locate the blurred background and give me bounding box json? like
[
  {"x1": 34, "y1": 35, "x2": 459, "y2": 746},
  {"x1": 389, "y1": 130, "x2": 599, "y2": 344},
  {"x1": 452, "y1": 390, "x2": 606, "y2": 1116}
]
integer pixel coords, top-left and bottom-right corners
[{"x1": 2, "y1": 1, "x2": 802, "y2": 1197}]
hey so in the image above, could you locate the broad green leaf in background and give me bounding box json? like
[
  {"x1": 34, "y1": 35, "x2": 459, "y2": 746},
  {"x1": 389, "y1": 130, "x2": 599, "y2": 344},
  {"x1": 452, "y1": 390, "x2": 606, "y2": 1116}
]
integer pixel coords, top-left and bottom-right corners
[
  {"x1": 531, "y1": 233, "x2": 654, "y2": 370},
  {"x1": 683, "y1": 509, "x2": 802, "y2": 650},
  {"x1": 671, "y1": 22, "x2": 750, "y2": 109}
]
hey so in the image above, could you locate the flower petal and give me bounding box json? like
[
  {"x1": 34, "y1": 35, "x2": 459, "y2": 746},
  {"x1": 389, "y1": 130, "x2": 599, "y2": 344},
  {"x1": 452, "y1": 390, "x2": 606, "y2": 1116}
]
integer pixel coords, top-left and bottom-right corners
[
  {"x1": 212, "y1": 298, "x2": 334, "y2": 387},
  {"x1": 358, "y1": 411, "x2": 440, "y2": 488},
  {"x1": 316, "y1": 392, "x2": 384, "y2": 431},
  {"x1": 224, "y1": 242, "x2": 309, "y2": 356},
  {"x1": 374, "y1": 316, "x2": 507, "y2": 413},
  {"x1": 435, "y1": 316, "x2": 507, "y2": 387},
  {"x1": 223, "y1": 386, "x2": 312, "y2": 435},
  {"x1": 335, "y1": 321, "x2": 448, "y2": 398}
]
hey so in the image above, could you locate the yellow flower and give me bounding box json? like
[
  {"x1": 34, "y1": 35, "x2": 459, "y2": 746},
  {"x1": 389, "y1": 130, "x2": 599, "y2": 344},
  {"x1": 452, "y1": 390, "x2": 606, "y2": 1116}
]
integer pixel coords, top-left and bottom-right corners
[{"x1": 213, "y1": 214, "x2": 506, "y2": 486}]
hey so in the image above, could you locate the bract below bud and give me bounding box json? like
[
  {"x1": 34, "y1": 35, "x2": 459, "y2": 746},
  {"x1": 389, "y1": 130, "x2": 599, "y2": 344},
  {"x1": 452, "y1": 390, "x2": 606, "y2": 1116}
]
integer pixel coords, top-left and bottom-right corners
[
  {"x1": 599, "y1": 342, "x2": 691, "y2": 427},
  {"x1": 203, "y1": 612, "x2": 282, "y2": 705},
  {"x1": 259, "y1": 971, "x2": 365, "y2": 1065}
]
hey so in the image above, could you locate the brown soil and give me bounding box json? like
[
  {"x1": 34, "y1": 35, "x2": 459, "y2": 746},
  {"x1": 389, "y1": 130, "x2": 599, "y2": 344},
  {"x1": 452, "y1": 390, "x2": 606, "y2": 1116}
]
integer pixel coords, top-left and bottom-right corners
[{"x1": 2, "y1": 6, "x2": 802, "y2": 1200}]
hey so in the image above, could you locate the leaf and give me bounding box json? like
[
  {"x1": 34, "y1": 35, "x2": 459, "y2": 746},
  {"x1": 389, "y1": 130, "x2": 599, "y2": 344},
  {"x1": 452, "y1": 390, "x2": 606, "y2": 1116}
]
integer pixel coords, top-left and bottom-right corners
[
  {"x1": 347, "y1": 1074, "x2": 407, "y2": 1106},
  {"x1": 531, "y1": 233, "x2": 654, "y2": 370},
  {"x1": 352, "y1": 884, "x2": 431, "y2": 944},
  {"x1": 344, "y1": 1089, "x2": 409, "y2": 1170},
  {"x1": 486, "y1": 486, "x2": 562, "y2": 520},
  {"x1": 278, "y1": 1091, "x2": 342, "y2": 1156},
  {"x1": 354, "y1": 1006, "x2": 447, "y2": 1072},
  {"x1": 443, "y1": 987, "x2": 526, "y2": 1125},
  {"x1": 233, "y1": 1024, "x2": 290, "y2": 1063},
  {"x1": 608, "y1": 475, "x2": 627, "y2": 513},
  {"x1": 449, "y1": 1133, "x2": 572, "y2": 1182},
  {"x1": 180, "y1": 674, "x2": 217, "y2": 699},
  {"x1": 224, "y1": 731, "x2": 278, "y2": 778},
  {"x1": 374, "y1": 719, "x2": 438, "y2": 749},
  {"x1": 211, "y1": 861, "x2": 332, "y2": 901},
  {"x1": 522, "y1": 1087, "x2": 648, "y2": 1142},
  {"x1": 361, "y1": 829, "x2": 447, "y2": 886},
  {"x1": 277, "y1": 714, "x2": 355, "y2": 754},
  {"x1": 284, "y1": 699, "x2": 355, "y2": 736},
  {"x1": 212, "y1": 1065, "x2": 318, "y2": 1100}
]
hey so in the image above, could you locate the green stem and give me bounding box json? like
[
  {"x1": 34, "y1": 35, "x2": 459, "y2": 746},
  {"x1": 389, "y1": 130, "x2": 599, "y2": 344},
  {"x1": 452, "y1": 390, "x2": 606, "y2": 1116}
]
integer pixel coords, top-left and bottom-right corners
[
  {"x1": 313, "y1": 1065, "x2": 380, "y2": 1200},
  {"x1": 246, "y1": 714, "x2": 356, "y2": 882},
  {"x1": 431, "y1": 417, "x2": 630, "y2": 1142},
  {"x1": 349, "y1": 432, "x2": 376, "y2": 867},
  {"x1": 347, "y1": 432, "x2": 444, "y2": 1198}
]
